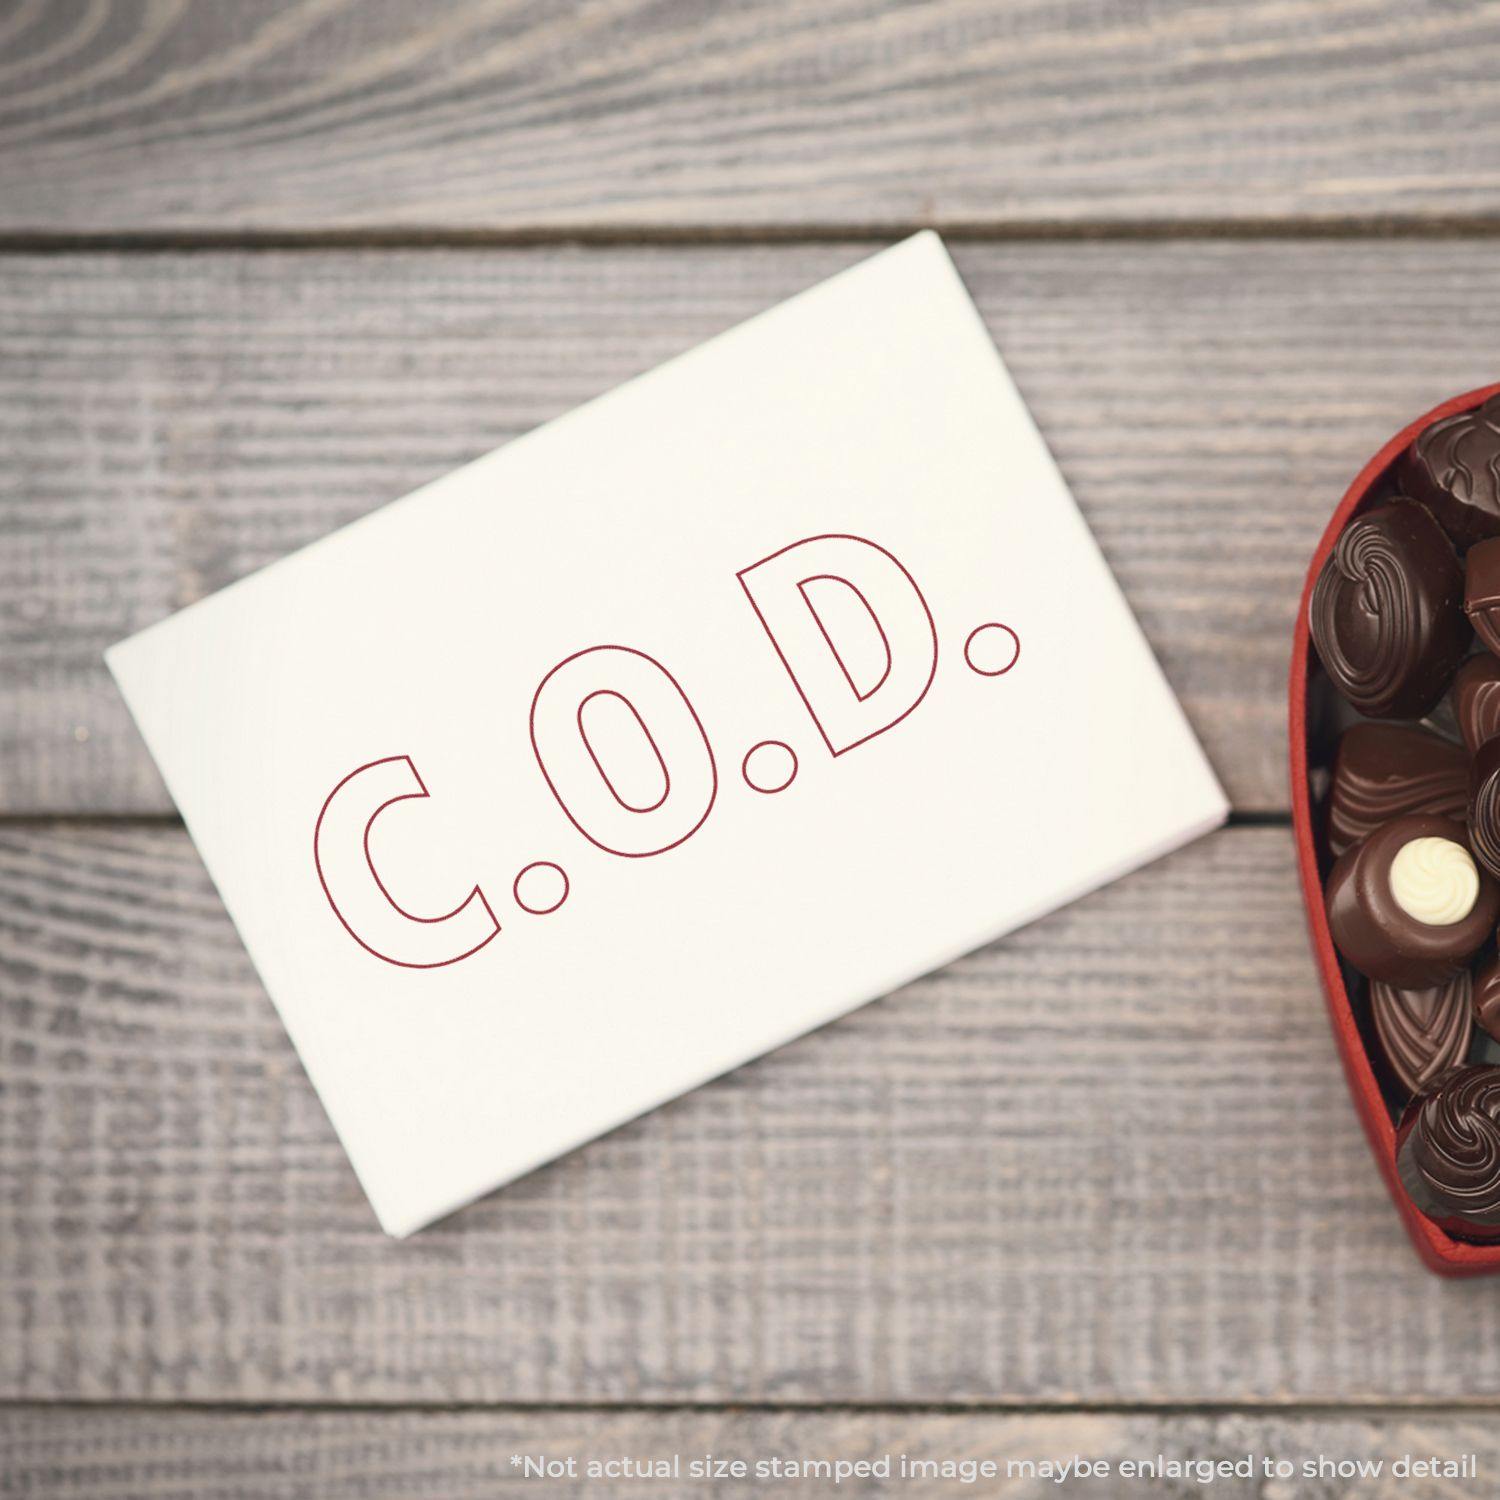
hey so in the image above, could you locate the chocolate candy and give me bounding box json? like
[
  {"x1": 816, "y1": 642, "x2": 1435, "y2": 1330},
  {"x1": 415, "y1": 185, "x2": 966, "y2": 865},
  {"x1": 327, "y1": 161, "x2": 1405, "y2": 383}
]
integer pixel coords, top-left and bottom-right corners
[
  {"x1": 1471, "y1": 736, "x2": 1500, "y2": 879},
  {"x1": 1371, "y1": 972, "x2": 1473, "y2": 1095},
  {"x1": 1325, "y1": 814, "x2": 1499, "y2": 987},
  {"x1": 1400, "y1": 393, "x2": 1500, "y2": 551},
  {"x1": 1326, "y1": 722, "x2": 1468, "y2": 856},
  {"x1": 1467, "y1": 537, "x2": 1500, "y2": 654},
  {"x1": 1309, "y1": 500, "x2": 1468, "y2": 719},
  {"x1": 1396, "y1": 1065, "x2": 1500, "y2": 1242},
  {"x1": 1473, "y1": 956, "x2": 1500, "y2": 1045},
  {"x1": 1452, "y1": 653, "x2": 1500, "y2": 754}
]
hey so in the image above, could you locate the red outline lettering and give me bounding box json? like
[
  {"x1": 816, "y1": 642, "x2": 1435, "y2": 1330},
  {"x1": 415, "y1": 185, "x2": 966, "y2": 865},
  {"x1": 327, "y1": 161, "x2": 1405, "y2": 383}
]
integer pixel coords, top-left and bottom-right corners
[
  {"x1": 512, "y1": 861, "x2": 570, "y2": 916},
  {"x1": 577, "y1": 689, "x2": 670, "y2": 813},
  {"x1": 530, "y1": 645, "x2": 718, "y2": 858},
  {"x1": 796, "y1": 574, "x2": 892, "y2": 701},
  {"x1": 741, "y1": 740, "x2": 799, "y2": 794},
  {"x1": 313, "y1": 755, "x2": 499, "y2": 969},
  {"x1": 738, "y1": 534, "x2": 938, "y2": 757},
  {"x1": 963, "y1": 622, "x2": 1021, "y2": 677}
]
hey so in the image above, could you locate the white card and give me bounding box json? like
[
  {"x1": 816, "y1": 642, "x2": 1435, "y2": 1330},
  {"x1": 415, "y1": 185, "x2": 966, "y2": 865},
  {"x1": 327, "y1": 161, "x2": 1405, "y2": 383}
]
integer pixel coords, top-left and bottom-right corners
[{"x1": 108, "y1": 233, "x2": 1227, "y2": 1236}]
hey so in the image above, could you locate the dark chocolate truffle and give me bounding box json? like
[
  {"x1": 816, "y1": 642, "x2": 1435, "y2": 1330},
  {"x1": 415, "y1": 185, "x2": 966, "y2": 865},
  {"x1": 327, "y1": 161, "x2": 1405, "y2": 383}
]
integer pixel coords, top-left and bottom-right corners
[
  {"x1": 1471, "y1": 736, "x2": 1500, "y2": 879},
  {"x1": 1371, "y1": 972, "x2": 1473, "y2": 1095},
  {"x1": 1452, "y1": 653, "x2": 1500, "y2": 755},
  {"x1": 1467, "y1": 537, "x2": 1500, "y2": 655},
  {"x1": 1309, "y1": 500, "x2": 1468, "y2": 719},
  {"x1": 1326, "y1": 722, "x2": 1468, "y2": 856},
  {"x1": 1324, "y1": 814, "x2": 1500, "y2": 987},
  {"x1": 1473, "y1": 956, "x2": 1500, "y2": 1045},
  {"x1": 1396, "y1": 1065, "x2": 1500, "y2": 1242},
  {"x1": 1400, "y1": 393, "x2": 1500, "y2": 551}
]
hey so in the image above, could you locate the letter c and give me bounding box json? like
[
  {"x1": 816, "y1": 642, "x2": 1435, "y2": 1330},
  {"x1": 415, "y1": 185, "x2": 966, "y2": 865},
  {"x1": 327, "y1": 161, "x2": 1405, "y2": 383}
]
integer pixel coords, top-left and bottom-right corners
[{"x1": 313, "y1": 755, "x2": 498, "y2": 968}]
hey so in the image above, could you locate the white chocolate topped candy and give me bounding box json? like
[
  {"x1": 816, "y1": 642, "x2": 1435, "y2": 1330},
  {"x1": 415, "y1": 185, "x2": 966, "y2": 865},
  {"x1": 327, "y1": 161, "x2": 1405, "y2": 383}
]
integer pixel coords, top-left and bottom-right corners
[
  {"x1": 1389, "y1": 836, "x2": 1480, "y2": 926},
  {"x1": 1326, "y1": 814, "x2": 1499, "y2": 990}
]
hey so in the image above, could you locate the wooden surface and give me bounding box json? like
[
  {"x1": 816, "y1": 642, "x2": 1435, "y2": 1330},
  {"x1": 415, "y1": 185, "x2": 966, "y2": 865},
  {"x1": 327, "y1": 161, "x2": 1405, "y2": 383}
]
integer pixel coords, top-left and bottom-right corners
[
  {"x1": 5, "y1": 1, "x2": 1500, "y2": 1495},
  {"x1": 5, "y1": 0, "x2": 1500, "y2": 235},
  {"x1": 6, "y1": 824, "x2": 1500, "y2": 1405},
  {"x1": 10, "y1": 239, "x2": 1500, "y2": 817},
  {"x1": 3, "y1": 1408, "x2": 1498, "y2": 1499}
]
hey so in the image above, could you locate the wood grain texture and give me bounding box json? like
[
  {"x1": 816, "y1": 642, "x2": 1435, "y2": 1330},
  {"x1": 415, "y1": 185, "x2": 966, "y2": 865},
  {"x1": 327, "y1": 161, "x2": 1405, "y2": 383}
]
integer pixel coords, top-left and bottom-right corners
[
  {"x1": 8, "y1": 239, "x2": 1500, "y2": 815},
  {"x1": 4, "y1": 0, "x2": 1500, "y2": 234},
  {"x1": 1, "y1": 1407, "x2": 1495, "y2": 1499},
  {"x1": 4, "y1": 822, "x2": 1500, "y2": 1404}
]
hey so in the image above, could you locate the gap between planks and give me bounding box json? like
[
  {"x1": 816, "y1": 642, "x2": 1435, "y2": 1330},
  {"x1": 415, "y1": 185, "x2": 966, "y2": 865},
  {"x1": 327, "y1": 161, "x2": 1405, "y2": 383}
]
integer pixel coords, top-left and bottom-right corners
[
  {"x1": 11, "y1": 217, "x2": 1500, "y2": 254},
  {"x1": 5, "y1": 1399, "x2": 1500, "y2": 1418}
]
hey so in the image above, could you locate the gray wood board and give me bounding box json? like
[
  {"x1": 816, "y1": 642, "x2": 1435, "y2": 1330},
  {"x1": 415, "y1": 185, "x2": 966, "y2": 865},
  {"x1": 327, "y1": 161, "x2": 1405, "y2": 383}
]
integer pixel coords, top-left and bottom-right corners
[
  {"x1": 1, "y1": 1407, "x2": 1495, "y2": 1499},
  {"x1": 7, "y1": 239, "x2": 1500, "y2": 816},
  {"x1": 4, "y1": 823, "x2": 1500, "y2": 1404},
  {"x1": 4, "y1": 0, "x2": 1500, "y2": 234}
]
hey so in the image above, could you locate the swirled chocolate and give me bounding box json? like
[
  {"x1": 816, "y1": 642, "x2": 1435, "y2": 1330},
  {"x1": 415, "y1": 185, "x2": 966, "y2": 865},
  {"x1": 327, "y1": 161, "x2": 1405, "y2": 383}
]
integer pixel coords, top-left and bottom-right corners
[
  {"x1": 1325, "y1": 814, "x2": 1500, "y2": 987},
  {"x1": 1309, "y1": 500, "x2": 1468, "y2": 718},
  {"x1": 1326, "y1": 722, "x2": 1468, "y2": 856},
  {"x1": 1396, "y1": 1065, "x2": 1500, "y2": 1241},
  {"x1": 1400, "y1": 393, "x2": 1500, "y2": 551},
  {"x1": 1473, "y1": 956, "x2": 1500, "y2": 1045},
  {"x1": 1470, "y1": 736, "x2": 1500, "y2": 879},
  {"x1": 1371, "y1": 972, "x2": 1473, "y2": 1095},
  {"x1": 1453, "y1": 653, "x2": 1500, "y2": 755},
  {"x1": 1466, "y1": 537, "x2": 1500, "y2": 654}
]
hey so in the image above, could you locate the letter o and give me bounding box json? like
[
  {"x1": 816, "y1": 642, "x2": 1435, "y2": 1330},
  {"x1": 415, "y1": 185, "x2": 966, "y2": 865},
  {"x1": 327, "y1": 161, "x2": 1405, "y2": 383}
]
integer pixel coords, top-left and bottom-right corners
[{"x1": 529, "y1": 645, "x2": 717, "y2": 857}]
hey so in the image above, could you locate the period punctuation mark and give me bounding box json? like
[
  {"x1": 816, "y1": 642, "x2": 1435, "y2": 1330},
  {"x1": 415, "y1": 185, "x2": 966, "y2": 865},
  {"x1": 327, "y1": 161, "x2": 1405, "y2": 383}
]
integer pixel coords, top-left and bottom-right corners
[
  {"x1": 513, "y1": 861, "x2": 570, "y2": 915},
  {"x1": 742, "y1": 740, "x2": 798, "y2": 794},
  {"x1": 963, "y1": 622, "x2": 1021, "y2": 677}
]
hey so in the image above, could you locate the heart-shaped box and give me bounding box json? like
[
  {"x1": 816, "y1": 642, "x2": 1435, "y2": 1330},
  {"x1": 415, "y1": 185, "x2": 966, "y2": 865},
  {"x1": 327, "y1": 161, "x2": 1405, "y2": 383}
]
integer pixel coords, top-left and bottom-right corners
[{"x1": 1291, "y1": 381, "x2": 1500, "y2": 1276}]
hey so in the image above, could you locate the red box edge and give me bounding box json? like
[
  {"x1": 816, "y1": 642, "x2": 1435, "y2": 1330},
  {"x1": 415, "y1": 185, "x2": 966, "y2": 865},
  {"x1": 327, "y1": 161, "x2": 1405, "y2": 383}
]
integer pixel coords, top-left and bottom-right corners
[{"x1": 1288, "y1": 381, "x2": 1500, "y2": 1277}]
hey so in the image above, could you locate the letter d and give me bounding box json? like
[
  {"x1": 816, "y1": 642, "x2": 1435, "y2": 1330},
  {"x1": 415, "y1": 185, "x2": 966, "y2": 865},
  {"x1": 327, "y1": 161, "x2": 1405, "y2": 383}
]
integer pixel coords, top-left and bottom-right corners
[{"x1": 738, "y1": 534, "x2": 938, "y2": 755}]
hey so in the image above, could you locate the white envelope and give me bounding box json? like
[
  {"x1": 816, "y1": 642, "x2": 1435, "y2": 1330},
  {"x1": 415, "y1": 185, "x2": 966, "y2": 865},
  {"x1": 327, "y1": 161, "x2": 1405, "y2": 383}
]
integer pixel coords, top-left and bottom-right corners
[{"x1": 108, "y1": 232, "x2": 1228, "y2": 1236}]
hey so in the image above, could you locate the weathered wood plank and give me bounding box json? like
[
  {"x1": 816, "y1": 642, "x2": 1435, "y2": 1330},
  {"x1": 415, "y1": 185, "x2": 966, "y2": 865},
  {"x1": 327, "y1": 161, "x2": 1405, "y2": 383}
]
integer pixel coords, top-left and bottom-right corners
[
  {"x1": 8, "y1": 239, "x2": 1500, "y2": 815},
  {"x1": 3, "y1": 823, "x2": 1499, "y2": 1404},
  {"x1": 1, "y1": 1407, "x2": 1495, "y2": 1498},
  {"x1": 4, "y1": 0, "x2": 1500, "y2": 234}
]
